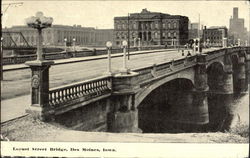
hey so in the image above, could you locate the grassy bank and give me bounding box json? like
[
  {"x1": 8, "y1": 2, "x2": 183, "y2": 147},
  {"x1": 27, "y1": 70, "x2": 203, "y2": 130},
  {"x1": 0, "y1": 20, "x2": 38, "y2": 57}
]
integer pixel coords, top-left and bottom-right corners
[{"x1": 1, "y1": 115, "x2": 248, "y2": 143}]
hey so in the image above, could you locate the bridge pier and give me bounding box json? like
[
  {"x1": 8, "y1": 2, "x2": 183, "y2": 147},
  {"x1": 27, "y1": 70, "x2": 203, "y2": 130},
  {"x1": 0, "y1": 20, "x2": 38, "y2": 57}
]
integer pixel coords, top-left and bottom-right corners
[
  {"x1": 107, "y1": 72, "x2": 142, "y2": 133},
  {"x1": 236, "y1": 50, "x2": 247, "y2": 93},
  {"x1": 25, "y1": 60, "x2": 54, "y2": 121},
  {"x1": 192, "y1": 54, "x2": 209, "y2": 124},
  {"x1": 208, "y1": 54, "x2": 235, "y2": 131}
]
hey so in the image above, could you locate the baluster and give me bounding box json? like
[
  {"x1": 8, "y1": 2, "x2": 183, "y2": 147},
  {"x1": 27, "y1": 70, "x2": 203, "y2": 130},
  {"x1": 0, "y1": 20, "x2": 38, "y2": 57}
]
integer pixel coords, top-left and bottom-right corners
[
  {"x1": 93, "y1": 82, "x2": 97, "y2": 95},
  {"x1": 84, "y1": 84, "x2": 87, "y2": 95},
  {"x1": 88, "y1": 83, "x2": 91, "y2": 94},
  {"x1": 56, "y1": 91, "x2": 60, "y2": 104},
  {"x1": 54, "y1": 91, "x2": 58, "y2": 104},
  {"x1": 101, "y1": 80, "x2": 105, "y2": 91},
  {"x1": 74, "y1": 86, "x2": 77, "y2": 98},
  {"x1": 70, "y1": 87, "x2": 73, "y2": 99},
  {"x1": 79, "y1": 85, "x2": 83, "y2": 96},
  {"x1": 76, "y1": 86, "x2": 79, "y2": 97},
  {"x1": 59, "y1": 90, "x2": 63, "y2": 103},
  {"x1": 85, "y1": 84, "x2": 88, "y2": 94},
  {"x1": 81, "y1": 84, "x2": 85, "y2": 96},
  {"x1": 66, "y1": 88, "x2": 70, "y2": 100},
  {"x1": 72, "y1": 87, "x2": 76, "y2": 99},
  {"x1": 49, "y1": 93, "x2": 52, "y2": 105},
  {"x1": 62, "y1": 89, "x2": 65, "y2": 102},
  {"x1": 57, "y1": 91, "x2": 60, "y2": 103}
]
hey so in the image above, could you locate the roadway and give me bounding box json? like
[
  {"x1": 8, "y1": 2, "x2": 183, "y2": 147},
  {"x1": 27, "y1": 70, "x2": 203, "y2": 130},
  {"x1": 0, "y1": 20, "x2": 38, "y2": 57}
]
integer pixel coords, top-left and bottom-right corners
[{"x1": 1, "y1": 48, "x2": 218, "y2": 122}]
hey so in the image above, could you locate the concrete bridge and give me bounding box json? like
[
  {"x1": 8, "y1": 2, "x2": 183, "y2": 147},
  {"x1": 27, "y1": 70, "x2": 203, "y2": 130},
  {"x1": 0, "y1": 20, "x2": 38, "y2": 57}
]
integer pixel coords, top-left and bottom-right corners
[{"x1": 25, "y1": 46, "x2": 250, "y2": 133}]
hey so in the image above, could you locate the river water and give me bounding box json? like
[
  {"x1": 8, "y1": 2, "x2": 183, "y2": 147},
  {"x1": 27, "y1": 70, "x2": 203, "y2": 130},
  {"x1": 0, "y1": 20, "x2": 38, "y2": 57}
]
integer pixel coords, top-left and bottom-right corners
[{"x1": 138, "y1": 91, "x2": 249, "y2": 133}]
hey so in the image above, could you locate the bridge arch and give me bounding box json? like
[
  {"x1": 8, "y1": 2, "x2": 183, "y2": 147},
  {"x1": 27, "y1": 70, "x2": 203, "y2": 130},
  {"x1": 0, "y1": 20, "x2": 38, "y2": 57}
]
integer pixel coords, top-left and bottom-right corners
[
  {"x1": 137, "y1": 77, "x2": 196, "y2": 133},
  {"x1": 135, "y1": 68, "x2": 195, "y2": 107},
  {"x1": 206, "y1": 61, "x2": 230, "y2": 93}
]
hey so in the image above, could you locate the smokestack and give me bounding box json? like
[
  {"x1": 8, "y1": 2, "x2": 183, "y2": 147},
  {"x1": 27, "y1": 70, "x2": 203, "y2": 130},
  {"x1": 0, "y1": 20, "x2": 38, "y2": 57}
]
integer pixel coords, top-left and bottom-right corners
[{"x1": 233, "y1": 7, "x2": 238, "y2": 19}]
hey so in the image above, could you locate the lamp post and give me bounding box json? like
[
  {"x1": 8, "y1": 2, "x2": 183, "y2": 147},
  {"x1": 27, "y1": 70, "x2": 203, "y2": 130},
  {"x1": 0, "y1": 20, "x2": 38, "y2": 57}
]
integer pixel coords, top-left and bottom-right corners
[
  {"x1": 197, "y1": 38, "x2": 200, "y2": 54},
  {"x1": 138, "y1": 38, "x2": 141, "y2": 50},
  {"x1": 134, "y1": 38, "x2": 136, "y2": 47},
  {"x1": 73, "y1": 38, "x2": 76, "y2": 52},
  {"x1": 207, "y1": 39, "x2": 210, "y2": 48},
  {"x1": 106, "y1": 41, "x2": 112, "y2": 75},
  {"x1": 25, "y1": 12, "x2": 54, "y2": 120},
  {"x1": 25, "y1": 11, "x2": 53, "y2": 61},
  {"x1": 193, "y1": 39, "x2": 196, "y2": 54},
  {"x1": 223, "y1": 37, "x2": 227, "y2": 48},
  {"x1": 121, "y1": 40, "x2": 128, "y2": 74},
  {"x1": 64, "y1": 38, "x2": 67, "y2": 52}
]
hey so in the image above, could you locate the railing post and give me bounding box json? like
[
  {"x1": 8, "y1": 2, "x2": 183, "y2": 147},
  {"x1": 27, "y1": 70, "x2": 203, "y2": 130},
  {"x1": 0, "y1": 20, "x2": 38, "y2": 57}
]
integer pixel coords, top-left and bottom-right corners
[
  {"x1": 107, "y1": 71, "x2": 142, "y2": 133},
  {"x1": 25, "y1": 60, "x2": 54, "y2": 121}
]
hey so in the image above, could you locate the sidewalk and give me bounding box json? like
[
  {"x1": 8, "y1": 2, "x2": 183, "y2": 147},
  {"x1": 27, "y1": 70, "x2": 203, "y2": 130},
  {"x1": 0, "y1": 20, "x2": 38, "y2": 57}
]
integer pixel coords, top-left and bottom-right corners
[
  {"x1": 3, "y1": 49, "x2": 171, "y2": 71},
  {"x1": 1, "y1": 95, "x2": 30, "y2": 123}
]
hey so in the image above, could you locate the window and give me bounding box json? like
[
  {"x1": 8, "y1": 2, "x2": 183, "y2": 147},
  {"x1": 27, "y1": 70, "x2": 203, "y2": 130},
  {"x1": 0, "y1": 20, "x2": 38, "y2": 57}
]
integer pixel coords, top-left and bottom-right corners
[
  {"x1": 163, "y1": 23, "x2": 166, "y2": 29},
  {"x1": 168, "y1": 32, "x2": 171, "y2": 38},
  {"x1": 173, "y1": 32, "x2": 177, "y2": 37},
  {"x1": 155, "y1": 23, "x2": 158, "y2": 29},
  {"x1": 133, "y1": 23, "x2": 136, "y2": 29},
  {"x1": 151, "y1": 23, "x2": 154, "y2": 29},
  {"x1": 173, "y1": 23, "x2": 177, "y2": 29},
  {"x1": 168, "y1": 23, "x2": 171, "y2": 29},
  {"x1": 154, "y1": 32, "x2": 158, "y2": 38}
]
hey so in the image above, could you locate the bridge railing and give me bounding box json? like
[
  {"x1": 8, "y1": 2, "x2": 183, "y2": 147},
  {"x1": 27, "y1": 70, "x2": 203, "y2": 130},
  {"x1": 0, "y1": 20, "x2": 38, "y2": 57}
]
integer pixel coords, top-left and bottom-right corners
[
  {"x1": 48, "y1": 76, "x2": 112, "y2": 108},
  {"x1": 2, "y1": 46, "x2": 167, "y2": 65},
  {"x1": 133, "y1": 55, "x2": 197, "y2": 84}
]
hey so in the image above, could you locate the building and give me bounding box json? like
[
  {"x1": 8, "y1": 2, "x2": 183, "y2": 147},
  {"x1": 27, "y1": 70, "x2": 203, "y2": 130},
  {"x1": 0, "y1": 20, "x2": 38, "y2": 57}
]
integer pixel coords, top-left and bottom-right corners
[
  {"x1": 3, "y1": 25, "x2": 114, "y2": 47},
  {"x1": 114, "y1": 9, "x2": 189, "y2": 47},
  {"x1": 188, "y1": 22, "x2": 203, "y2": 40},
  {"x1": 229, "y1": 7, "x2": 248, "y2": 45},
  {"x1": 95, "y1": 29, "x2": 114, "y2": 46},
  {"x1": 203, "y1": 26, "x2": 228, "y2": 47}
]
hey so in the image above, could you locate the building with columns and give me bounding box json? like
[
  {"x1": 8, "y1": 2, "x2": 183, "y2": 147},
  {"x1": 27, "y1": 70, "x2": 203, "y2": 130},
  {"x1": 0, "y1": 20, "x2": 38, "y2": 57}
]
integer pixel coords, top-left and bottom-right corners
[
  {"x1": 203, "y1": 26, "x2": 228, "y2": 47},
  {"x1": 114, "y1": 9, "x2": 189, "y2": 47},
  {"x1": 3, "y1": 25, "x2": 113, "y2": 47}
]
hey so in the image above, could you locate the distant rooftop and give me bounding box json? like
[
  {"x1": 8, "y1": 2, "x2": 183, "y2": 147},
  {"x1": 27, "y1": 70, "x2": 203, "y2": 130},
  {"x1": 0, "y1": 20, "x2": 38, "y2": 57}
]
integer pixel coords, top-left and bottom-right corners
[
  {"x1": 114, "y1": 8, "x2": 188, "y2": 20},
  {"x1": 208, "y1": 26, "x2": 227, "y2": 29}
]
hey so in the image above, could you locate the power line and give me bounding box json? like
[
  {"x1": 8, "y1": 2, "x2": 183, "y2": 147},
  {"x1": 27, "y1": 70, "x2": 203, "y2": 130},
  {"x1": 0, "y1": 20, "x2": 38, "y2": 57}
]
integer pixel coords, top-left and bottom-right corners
[{"x1": 2, "y1": 2, "x2": 23, "y2": 14}]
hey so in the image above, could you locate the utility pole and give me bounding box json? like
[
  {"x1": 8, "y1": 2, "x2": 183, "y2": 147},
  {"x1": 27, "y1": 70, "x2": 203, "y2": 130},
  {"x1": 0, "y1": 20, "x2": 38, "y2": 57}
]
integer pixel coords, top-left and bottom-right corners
[
  {"x1": 198, "y1": 14, "x2": 200, "y2": 53},
  {"x1": 1, "y1": 2, "x2": 23, "y2": 80},
  {"x1": 127, "y1": 13, "x2": 130, "y2": 60}
]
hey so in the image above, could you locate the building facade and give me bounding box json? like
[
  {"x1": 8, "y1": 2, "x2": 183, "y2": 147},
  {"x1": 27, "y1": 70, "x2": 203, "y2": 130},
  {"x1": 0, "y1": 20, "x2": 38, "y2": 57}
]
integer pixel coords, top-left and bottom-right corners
[
  {"x1": 229, "y1": 7, "x2": 248, "y2": 45},
  {"x1": 3, "y1": 25, "x2": 114, "y2": 47},
  {"x1": 114, "y1": 9, "x2": 189, "y2": 47},
  {"x1": 203, "y1": 26, "x2": 228, "y2": 47}
]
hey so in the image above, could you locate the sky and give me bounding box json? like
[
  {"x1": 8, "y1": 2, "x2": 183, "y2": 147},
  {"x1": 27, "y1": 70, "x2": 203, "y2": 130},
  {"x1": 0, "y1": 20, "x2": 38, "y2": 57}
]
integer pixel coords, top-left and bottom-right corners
[{"x1": 2, "y1": 0, "x2": 250, "y2": 30}]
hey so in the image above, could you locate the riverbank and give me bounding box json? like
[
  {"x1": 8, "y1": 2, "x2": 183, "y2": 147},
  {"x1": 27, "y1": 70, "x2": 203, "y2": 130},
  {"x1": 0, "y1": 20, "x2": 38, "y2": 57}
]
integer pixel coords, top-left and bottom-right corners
[{"x1": 1, "y1": 115, "x2": 248, "y2": 143}]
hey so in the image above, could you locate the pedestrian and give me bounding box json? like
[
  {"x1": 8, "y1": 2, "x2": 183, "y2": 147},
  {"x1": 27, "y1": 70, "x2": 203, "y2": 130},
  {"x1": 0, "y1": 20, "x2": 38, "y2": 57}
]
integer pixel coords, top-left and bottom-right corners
[{"x1": 181, "y1": 49, "x2": 184, "y2": 56}]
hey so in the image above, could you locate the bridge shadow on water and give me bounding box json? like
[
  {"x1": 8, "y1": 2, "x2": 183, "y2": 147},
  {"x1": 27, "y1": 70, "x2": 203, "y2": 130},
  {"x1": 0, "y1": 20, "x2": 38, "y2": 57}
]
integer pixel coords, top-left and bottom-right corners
[{"x1": 138, "y1": 79, "x2": 247, "y2": 134}]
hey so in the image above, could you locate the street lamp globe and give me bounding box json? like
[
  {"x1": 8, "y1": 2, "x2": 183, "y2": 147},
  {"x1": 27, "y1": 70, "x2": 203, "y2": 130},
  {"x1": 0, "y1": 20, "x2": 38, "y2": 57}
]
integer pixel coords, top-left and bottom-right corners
[
  {"x1": 25, "y1": 11, "x2": 53, "y2": 61},
  {"x1": 25, "y1": 11, "x2": 53, "y2": 29},
  {"x1": 73, "y1": 38, "x2": 76, "y2": 42},
  {"x1": 122, "y1": 40, "x2": 128, "y2": 47},
  {"x1": 64, "y1": 38, "x2": 67, "y2": 42},
  {"x1": 106, "y1": 41, "x2": 112, "y2": 48}
]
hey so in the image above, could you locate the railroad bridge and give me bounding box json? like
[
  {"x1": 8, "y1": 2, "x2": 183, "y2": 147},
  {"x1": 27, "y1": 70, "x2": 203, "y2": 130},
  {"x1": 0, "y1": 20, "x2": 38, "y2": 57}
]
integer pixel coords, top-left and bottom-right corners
[{"x1": 26, "y1": 46, "x2": 250, "y2": 132}]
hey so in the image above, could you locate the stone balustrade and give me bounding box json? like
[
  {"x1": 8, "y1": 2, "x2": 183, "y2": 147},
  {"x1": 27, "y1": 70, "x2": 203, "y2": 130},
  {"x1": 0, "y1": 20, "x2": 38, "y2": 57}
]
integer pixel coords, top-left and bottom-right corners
[{"x1": 48, "y1": 76, "x2": 112, "y2": 108}]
